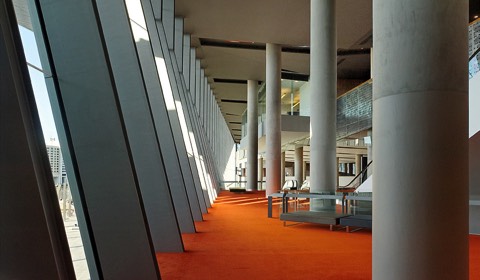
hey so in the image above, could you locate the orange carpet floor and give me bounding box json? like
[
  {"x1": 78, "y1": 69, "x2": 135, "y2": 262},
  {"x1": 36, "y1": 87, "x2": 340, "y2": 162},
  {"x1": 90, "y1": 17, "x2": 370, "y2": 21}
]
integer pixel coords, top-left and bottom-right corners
[{"x1": 157, "y1": 191, "x2": 480, "y2": 279}]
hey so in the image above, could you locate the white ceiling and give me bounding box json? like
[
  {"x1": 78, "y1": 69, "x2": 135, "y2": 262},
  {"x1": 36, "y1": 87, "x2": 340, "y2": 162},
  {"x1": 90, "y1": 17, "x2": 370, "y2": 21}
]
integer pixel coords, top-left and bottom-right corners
[{"x1": 176, "y1": 0, "x2": 373, "y2": 141}]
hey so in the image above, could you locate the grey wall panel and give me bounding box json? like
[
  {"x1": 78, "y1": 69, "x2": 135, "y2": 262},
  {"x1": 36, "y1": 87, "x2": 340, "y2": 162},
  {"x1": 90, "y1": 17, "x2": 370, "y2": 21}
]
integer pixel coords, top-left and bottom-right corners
[
  {"x1": 162, "y1": 0, "x2": 174, "y2": 50},
  {"x1": 0, "y1": 2, "x2": 74, "y2": 278},
  {"x1": 141, "y1": 0, "x2": 208, "y2": 214},
  {"x1": 174, "y1": 17, "x2": 183, "y2": 72},
  {"x1": 172, "y1": 56, "x2": 213, "y2": 207},
  {"x1": 189, "y1": 48, "x2": 196, "y2": 96},
  {"x1": 196, "y1": 60, "x2": 201, "y2": 115},
  {"x1": 96, "y1": 0, "x2": 184, "y2": 251},
  {"x1": 158, "y1": 22, "x2": 211, "y2": 209},
  {"x1": 127, "y1": 2, "x2": 202, "y2": 223},
  {"x1": 183, "y1": 34, "x2": 191, "y2": 85},
  {"x1": 34, "y1": 1, "x2": 160, "y2": 278}
]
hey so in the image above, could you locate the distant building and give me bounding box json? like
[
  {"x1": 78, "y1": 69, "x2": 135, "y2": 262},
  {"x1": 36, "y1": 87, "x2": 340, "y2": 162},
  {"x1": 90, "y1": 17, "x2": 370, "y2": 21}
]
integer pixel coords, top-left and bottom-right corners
[{"x1": 46, "y1": 140, "x2": 67, "y2": 185}]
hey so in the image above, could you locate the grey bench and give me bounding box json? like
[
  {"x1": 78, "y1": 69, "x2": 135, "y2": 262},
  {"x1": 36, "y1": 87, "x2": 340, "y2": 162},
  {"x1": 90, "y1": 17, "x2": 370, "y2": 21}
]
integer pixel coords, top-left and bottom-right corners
[
  {"x1": 339, "y1": 215, "x2": 372, "y2": 232},
  {"x1": 280, "y1": 211, "x2": 352, "y2": 230}
]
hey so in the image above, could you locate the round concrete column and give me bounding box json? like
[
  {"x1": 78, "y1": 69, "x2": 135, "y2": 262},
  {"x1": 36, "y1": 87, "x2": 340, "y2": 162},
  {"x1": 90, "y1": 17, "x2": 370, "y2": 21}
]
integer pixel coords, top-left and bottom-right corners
[
  {"x1": 309, "y1": 0, "x2": 337, "y2": 193},
  {"x1": 373, "y1": 0, "x2": 469, "y2": 279},
  {"x1": 310, "y1": 0, "x2": 337, "y2": 209},
  {"x1": 246, "y1": 80, "x2": 258, "y2": 191},
  {"x1": 367, "y1": 129, "x2": 372, "y2": 163},
  {"x1": 265, "y1": 43, "x2": 281, "y2": 196},
  {"x1": 258, "y1": 157, "x2": 264, "y2": 190},
  {"x1": 295, "y1": 147, "x2": 304, "y2": 185},
  {"x1": 281, "y1": 151, "x2": 286, "y2": 187},
  {"x1": 355, "y1": 154, "x2": 362, "y2": 175},
  {"x1": 303, "y1": 161, "x2": 307, "y2": 181}
]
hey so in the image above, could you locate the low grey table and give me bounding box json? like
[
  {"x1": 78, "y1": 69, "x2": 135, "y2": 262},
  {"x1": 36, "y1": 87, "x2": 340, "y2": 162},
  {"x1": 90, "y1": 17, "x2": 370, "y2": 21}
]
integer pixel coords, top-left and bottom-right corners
[
  {"x1": 280, "y1": 211, "x2": 352, "y2": 230},
  {"x1": 339, "y1": 215, "x2": 372, "y2": 232}
]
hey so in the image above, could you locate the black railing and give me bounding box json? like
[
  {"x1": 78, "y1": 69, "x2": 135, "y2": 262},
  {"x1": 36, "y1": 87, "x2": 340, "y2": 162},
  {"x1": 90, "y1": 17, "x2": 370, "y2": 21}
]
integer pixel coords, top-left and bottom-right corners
[{"x1": 337, "y1": 161, "x2": 372, "y2": 192}]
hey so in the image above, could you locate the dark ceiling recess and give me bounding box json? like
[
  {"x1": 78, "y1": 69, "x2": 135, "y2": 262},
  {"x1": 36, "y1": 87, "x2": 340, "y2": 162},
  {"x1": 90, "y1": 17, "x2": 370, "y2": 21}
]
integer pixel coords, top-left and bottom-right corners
[
  {"x1": 337, "y1": 48, "x2": 370, "y2": 56},
  {"x1": 471, "y1": 0, "x2": 480, "y2": 22},
  {"x1": 282, "y1": 46, "x2": 310, "y2": 54},
  {"x1": 214, "y1": 78, "x2": 247, "y2": 84},
  {"x1": 226, "y1": 113, "x2": 241, "y2": 116},
  {"x1": 281, "y1": 69, "x2": 309, "y2": 81},
  {"x1": 200, "y1": 38, "x2": 265, "y2": 50},
  {"x1": 200, "y1": 38, "x2": 371, "y2": 56},
  {"x1": 221, "y1": 99, "x2": 247, "y2": 104},
  {"x1": 229, "y1": 122, "x2": 242, "y2": 124}
]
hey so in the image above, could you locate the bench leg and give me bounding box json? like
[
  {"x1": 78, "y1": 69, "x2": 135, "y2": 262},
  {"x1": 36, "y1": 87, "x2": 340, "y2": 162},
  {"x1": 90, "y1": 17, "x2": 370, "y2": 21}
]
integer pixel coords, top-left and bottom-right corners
[{"x1": 268, "y1": 196, "x2": 273, "y2": 218}]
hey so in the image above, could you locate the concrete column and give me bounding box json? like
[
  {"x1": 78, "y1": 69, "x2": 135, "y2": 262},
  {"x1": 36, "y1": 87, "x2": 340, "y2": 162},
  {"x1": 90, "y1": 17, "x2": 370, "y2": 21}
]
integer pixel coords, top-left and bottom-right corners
[
  {"x1": 355, "y1": 154, "x2": 362, "y2": 175},
  {"x1": 258, "y1": 157, "x2": 264, "y2": 190},
  {"x1": 265, "y1": 43, "x2": 282, "y2": 196},
  {"x1": 303, "y1": 161, "x2": 307, "y2": 181},
  {"x1": 336, "y1": 157, "x2": 340, "y2": 188},
  {"x1": 373, "y1": 0, "x2": 469, "y2": 279},
  {"x1": 367, "y1": 129, "x2": 373, "y2": 163},
  {"x1": 295, "y1": 147, "x2": 304, "y2": 185},
  {"x1": 281, "y1": 151, "x2": 286, "y2": 187},
  {"x1": 309, "y1": 0, "x2": 337, "y2": 194},
  {"x1": 246, "y1": 80, "x2": 259, "y2": 191}
]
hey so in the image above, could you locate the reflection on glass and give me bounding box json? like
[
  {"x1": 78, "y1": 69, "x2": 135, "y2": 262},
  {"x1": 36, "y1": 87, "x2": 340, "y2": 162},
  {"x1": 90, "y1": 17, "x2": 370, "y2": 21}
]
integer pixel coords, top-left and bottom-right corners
[{"x1": 241, "y1": 79, "x2": 305, "y2": 138}]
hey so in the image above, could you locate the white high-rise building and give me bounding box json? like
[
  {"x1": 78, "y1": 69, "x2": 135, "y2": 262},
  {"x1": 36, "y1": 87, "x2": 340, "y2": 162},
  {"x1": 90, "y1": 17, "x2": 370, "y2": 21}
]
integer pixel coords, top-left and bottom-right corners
[{"x1": 46, "y1": 139, "x2": 66, "y2": 185}]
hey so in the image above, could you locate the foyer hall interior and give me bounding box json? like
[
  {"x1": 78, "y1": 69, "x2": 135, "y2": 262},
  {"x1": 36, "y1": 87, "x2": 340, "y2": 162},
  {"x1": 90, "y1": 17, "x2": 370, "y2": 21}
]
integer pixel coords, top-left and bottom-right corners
[{"x1": 2, "y1": 0, "x2": 480, "y2": 279}]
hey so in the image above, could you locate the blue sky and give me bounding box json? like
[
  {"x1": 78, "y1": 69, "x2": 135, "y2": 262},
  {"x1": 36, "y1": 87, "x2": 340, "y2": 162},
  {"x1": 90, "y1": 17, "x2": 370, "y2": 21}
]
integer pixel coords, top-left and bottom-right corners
[{"x1": 19, "y1": 25, "x2": 59, "y2": 145}]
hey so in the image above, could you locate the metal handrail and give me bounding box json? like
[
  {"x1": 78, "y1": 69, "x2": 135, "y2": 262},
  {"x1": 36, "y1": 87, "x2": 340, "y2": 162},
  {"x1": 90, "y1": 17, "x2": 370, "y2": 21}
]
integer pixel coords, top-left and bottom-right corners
[{"x1": 337, "y1": 160, "x2": 372, "y2": 191}]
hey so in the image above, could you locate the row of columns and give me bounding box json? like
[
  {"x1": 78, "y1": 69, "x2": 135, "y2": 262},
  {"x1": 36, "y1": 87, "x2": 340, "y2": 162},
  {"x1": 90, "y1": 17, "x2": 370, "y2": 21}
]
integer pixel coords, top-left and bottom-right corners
[{"x1": 245, "y1": 0, "x2": 469, "y2": 278}]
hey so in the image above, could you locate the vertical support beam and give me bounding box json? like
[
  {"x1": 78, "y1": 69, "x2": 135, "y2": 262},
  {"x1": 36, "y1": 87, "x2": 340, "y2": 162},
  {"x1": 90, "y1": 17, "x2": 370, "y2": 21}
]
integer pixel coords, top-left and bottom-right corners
[
  {"x1": 373, "y1": 0, "x2": 469, "y2": 278},
  {"x1": 141, "y1": 0, "x2": 209, "y2": 214},
  {"x1": 185, "y1": 48, "x2": 197, "y2": 95},
  {"x1": 162, "y1": 0, "x2": 174, "y2": 50},
  {"x1": 310, "y1": 0, "x2": 337, "y2": 209},
  {"x1": 367, "y1": 129, "x2": 373, "y2": 163},
  {"x1": 34, "y1": 0, "x2": 160, "y2": 278},
  {"x1": 246, "y1": 80, "x2": 258, "y2": 191},
  {"x1": 265, "y1": 43, "x2": 281, "y2": 196},
  {"x1": 183, "y1": 35, "x2": 191, "y2": 87},
  {"x1": 303, "y1": 161, "x2": 307, "y2": 181},
  {"x1": 169, "y1": 42, "x2": 215, "y2": 205},
  {"x1": 355, "y1": 154, "x2": 362, "y2": 175},
  {"x1": 174, "y1": 17, "x2": 183, "y2": 71},
  {"x1": 281, "y1": 151, "x2": 286, "y2": 187},
  {"x1": 336, "y1": 157, "x2": 340, "y2": 187},
  {"x1": 125, "y1": 1, "x2": 201, "y2": 225},
  {"x1": 0, "y1": 2, "x2": 74, "y2": 278},
  {"x1": 97, "y1": 0, "x2": 184, "y2": 251},
  {"x1": 295, "y1": 147, "x2": 304, "y2": 185},
  {"x1": 195, "y1": 60, "x2": 201, "y2": 115},
  {"x1": 310, "y1": 0, "x2": 337, "y2": 192},
  {"x1": 258, "y1": 157, "x2": 264, "y2": 190}
]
